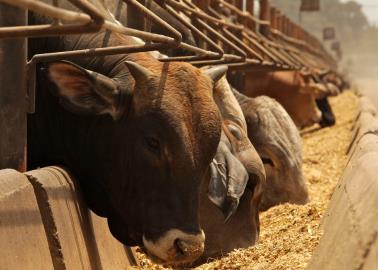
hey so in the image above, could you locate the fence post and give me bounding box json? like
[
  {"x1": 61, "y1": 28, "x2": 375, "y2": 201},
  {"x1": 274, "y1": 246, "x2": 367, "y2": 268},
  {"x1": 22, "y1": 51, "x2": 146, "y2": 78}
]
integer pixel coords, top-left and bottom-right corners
[
  {"x1": 269, "y1": 6, "x2": 277, "y2": 30},
  {"x1": 126, "y1": 0, "x2": 145, "y2": 30},
  {"x1": 259, "y1": 0, "x2": 270, "y2": 36},
  {"x1": 246, "y1": 0, "x2": 255, "y2": 30},
  {"x1": 0, "y1": 3, "x2": 27, "y2": 171}
]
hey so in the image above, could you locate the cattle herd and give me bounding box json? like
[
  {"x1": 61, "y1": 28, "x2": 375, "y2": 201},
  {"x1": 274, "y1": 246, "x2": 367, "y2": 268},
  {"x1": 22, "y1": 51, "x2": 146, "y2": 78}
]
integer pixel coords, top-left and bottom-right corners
[{"x1": 16, "y1": 0, "x2": 351, "y2": 267}]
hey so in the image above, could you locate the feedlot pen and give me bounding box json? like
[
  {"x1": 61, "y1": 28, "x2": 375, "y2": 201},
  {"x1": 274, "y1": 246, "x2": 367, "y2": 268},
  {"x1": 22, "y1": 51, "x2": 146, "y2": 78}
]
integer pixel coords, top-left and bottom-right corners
[{"x1": 136, "y1": 90, "x2": 359, "y2": 270}]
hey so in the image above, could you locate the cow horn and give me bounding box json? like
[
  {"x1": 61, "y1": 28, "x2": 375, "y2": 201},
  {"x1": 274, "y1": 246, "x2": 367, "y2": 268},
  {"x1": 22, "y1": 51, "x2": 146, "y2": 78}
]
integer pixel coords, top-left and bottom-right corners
[
  {"x1": 205, "y1": 65, "x2": 228, "y2": 83},
  {"x1": 319, "y1": 69, "x2": 332, "y2": 77},
  {"x1": 124, "y1": 61, "x2": 153, "y2": 81}
]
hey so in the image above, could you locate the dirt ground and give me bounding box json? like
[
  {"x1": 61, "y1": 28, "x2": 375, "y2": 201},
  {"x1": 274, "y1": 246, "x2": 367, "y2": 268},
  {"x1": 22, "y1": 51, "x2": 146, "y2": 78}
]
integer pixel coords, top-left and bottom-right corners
[{"x1": 134, "y1": 90, "x2": 359, "y2": 270}]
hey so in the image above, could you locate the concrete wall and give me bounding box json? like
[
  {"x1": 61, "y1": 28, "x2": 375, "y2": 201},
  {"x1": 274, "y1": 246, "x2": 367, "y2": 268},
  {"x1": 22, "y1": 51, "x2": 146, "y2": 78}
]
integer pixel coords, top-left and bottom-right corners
[
  {"x1": 308, "y1": 96, "x2": 378, "y2": 270},
  {"x1": 0, "y1": 166, "x2": 138, "y2": 270}
]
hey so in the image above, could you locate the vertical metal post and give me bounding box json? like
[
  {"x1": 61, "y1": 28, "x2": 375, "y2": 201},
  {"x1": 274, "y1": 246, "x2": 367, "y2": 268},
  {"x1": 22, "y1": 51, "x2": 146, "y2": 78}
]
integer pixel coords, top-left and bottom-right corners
[
  {"x1": 246, "y1": 0, "x2": 255, "y2": 30},
  {"x1": 284, "y1": 17, "x2": 289, "y2": 35},
  {"x1": 126, "y1": 0, "x2": 145, "y2": 30},
  {"x1": 193, "y1": 0, "x2": 210, "y2": 12},
  {"x1": 269, "y1": 7, "x2": 276, "y2": 30},
  {"x1": 235, "y1": 0, "x2": 243, "y2": 10},
  {"x1": 193, "y1": 0, "x2": 211, "y2": 49},
  {"x1": 276, "y1": 10, "x2": 280, "y2": 30},
  {"x1": 259, "y1": 0, "x2": 270, "y2": 36},
  {"x1": 0, "y1": 3, "x2": 27, "y2": 171},
  {"x1": 287, "y1": 18, "x2": 293, "y2": 38}
]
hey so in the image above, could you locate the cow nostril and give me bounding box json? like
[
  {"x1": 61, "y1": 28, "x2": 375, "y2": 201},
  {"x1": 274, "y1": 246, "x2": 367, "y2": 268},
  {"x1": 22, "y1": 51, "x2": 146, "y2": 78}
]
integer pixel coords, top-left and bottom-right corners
[{"x1": 174, "y1": 238, "x2": 189, "y2": 256}]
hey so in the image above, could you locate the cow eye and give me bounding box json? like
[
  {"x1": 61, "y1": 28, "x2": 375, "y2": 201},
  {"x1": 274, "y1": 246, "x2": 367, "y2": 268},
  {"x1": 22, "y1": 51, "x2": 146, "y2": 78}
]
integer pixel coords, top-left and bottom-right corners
[
  {"x1": 227, "y1": 124, "x2": 243, "y2": 140},
  {"x1": 261, "y1": 157, "x2": 274, "y2": 167},
  {"x1": 145, "y1": 136, "x2": 160, "y2": 154}
]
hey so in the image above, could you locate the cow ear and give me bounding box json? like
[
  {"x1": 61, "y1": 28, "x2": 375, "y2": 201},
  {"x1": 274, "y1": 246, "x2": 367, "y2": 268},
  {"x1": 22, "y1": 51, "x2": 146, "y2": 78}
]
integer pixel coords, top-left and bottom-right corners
[
  {"x1": 318, "y1": 69, "x2": 331, "y2": 79},
  {"x1": 208, "y1": 134, "x2": 249, "y2": 223},
  {"x1": 300, "y1": 69, "x2": 312, "y2": 78},
  {"x1": 310, "y1": 83, "x2": 329, "y2": 98},
  {"x1": 48, "y1": 61, "x2": 124, "y2": 120}
]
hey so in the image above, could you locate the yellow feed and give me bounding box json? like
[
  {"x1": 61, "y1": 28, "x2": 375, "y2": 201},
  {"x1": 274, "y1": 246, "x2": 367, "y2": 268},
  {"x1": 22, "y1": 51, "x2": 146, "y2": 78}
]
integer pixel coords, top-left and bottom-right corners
[{"x1": 134, "y1": 91, "x2": 359, "y2": 270}]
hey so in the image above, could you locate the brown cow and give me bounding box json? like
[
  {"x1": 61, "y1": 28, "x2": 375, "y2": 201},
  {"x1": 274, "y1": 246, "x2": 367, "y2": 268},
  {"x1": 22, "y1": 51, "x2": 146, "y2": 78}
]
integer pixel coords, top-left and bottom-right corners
[
  {"x1": 28, "y1": 1, "x2": 227, "y2": 265},
  {"x1": 242, "y1": 70, "x2": 330, "y2": 128}
]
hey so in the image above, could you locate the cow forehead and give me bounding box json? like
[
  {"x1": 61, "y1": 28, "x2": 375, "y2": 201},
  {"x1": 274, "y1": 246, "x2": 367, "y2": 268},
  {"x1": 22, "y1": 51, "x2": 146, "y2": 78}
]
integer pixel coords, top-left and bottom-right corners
[
  {"x1": 148, "y1": 63, "x2": 215, "y2": 115},
  {"x1": 133, "y1": 62, "x2": 221, "y2": 145},
  {"x1": 166, "y1": 63, "x2": 212, "y2": 92}
]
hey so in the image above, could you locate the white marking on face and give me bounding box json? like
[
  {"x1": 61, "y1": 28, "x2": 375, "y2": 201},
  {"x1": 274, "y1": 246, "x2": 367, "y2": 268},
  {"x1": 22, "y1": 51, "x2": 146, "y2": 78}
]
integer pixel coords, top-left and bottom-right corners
[{"x1": 143, "y1": 229, "x2": 205, "y2": 263}]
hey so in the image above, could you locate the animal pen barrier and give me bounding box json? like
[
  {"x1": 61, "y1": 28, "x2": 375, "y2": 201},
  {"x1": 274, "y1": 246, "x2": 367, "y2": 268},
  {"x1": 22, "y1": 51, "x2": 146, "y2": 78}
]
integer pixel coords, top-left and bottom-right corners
[
  {"x1": 0, "y1": 0, "x2": 339, "y2": 268},
  {"x1": 0, "y1": 0, "x2": 336, "y2": 171}
]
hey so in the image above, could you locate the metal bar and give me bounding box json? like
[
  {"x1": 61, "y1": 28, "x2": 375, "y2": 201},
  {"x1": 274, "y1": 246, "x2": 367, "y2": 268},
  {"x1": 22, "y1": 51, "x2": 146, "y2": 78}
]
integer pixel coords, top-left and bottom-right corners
[
  {"x1": 167, "y1": 0, "x2": 243, "y2": 30},
  {"x1": 123, "y1": 0, "x2": 182, "y2": 43},
  {"x1": 190, "y1": 55, "x2": 251, "y2": 66},
  {"x1": 0, "y1": 0, "x2": 181, "y2": 43},
  {"x1": 0, "y1": 3, "x2": 27, "y2": 171},
  {"x1": 245, "y1": 0, "x2": 255, "y2": 30},
  {"x1": 162, "y1": 1, "x2": 225, "y2": 58},
  {"x1": 227, "y1": 61, "x2": 292, "y2": 72},
  {"x1": 210, "y1": 1, "x2": 284, "y2": 66},
  {"x1": 214, "y1": 0, "x2": 269, "y2": 26},
  {"x1": 241, "y1": 31, "x2": 281, "y2": 63},
  {"x1": 0, "y1": 0, "x2": 103, "y2": 38},
  {"x1": 222, "y1": 27, "x2": 263, "y2": 61},
  {"x1": 126, "y1": 0, "x2": 145, "y2": 30},
  {"x1": 67, "y1": 0, "x2": 104, "y2": 23},
  {"x1": 194, "y1": 18, "x2": 247, "y2": 59},
  {"x1": 1, "y1": 0, "x2": 94, "y2": 24},
  {"x1": 259, "y1": 0, "x2": 270, "y2": 36}
]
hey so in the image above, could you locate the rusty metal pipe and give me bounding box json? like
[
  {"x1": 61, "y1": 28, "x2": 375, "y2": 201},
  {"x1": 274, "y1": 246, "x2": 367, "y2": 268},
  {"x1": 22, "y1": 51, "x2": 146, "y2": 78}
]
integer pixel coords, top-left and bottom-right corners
[
  {"x1": 0, "y1": 3, "x2": 27, "y2": 171},
  {"x1": 67, "y1": 0, "x2": 104, "y2": 23},
  {"x1": 167, "y1": 0, "x2": 243, "y2": 30},
  {"x1": 194, "y1": 18, "x2": 247, "y2": 59},
  {"x1": 0, "y1": 0, "x2": 180, "y2": 43},
  {"x1": 259, "y1": 0, "x2": 270, "y2": 36},
  {"x1": 163, "y1": 2, "x2": 224, "y2": 57},
  {"x1": 214, "y1": 0, "x2": 269, "y2": 26},
  {"x1": 123, "y1": 0, "x2": 182, "y2": 43}
]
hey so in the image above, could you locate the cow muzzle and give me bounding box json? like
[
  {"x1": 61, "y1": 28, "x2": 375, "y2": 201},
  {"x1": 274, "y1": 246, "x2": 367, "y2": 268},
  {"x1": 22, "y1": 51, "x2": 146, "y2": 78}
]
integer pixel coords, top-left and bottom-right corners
[{"x1": 143, "y1": 229, "x2": 205, "y2": 265}]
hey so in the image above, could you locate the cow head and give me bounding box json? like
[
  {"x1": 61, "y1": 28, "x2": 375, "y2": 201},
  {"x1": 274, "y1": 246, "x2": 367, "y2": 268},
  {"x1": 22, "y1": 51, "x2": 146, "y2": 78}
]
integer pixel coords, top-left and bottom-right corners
[
  {"x1": 299, "y1": 70, "x2": 330, "y2": 99},
  {"x1": 196, "y1": 76, "x2": 265, "y2": 260},
  {"x1": 198, "y1": 142, "x2": 257, "y2": 260},
  {"x1": 240, "y1": 95, "x2": 308, "y2": 210},
  {"x1": 47, "y1": 60, "x2": 227, "y2": 265}
]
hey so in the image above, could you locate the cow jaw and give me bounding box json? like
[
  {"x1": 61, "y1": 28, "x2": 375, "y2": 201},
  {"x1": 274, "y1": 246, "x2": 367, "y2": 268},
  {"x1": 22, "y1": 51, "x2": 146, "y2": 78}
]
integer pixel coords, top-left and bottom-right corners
[{"x1": 142, "y1": 229, "x2": 205, "y2": 265}]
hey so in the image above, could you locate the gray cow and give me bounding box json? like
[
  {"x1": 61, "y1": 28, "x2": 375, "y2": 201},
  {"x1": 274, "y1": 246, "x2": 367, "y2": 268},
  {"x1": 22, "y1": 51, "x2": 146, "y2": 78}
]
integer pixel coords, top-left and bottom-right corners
[
  {"x1": 192, "y1": 80, "x2": 308, "y2": 264},
  {"x1": 196, "y1": 75, "x2": 266, "y2": 261},
  {"x1": 232, "y1": 89, "x2": 309, "y2": 211}
]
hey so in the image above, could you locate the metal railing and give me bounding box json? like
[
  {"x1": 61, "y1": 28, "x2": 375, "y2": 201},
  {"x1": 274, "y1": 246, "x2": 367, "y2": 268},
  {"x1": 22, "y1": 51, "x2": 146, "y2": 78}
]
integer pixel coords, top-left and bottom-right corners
[
  {"x1": 0, "y1": 0, "x2": 339, "y2": 171},
  {"x1": 0, "y1": 0, "x2": 337, "y2": 73}
]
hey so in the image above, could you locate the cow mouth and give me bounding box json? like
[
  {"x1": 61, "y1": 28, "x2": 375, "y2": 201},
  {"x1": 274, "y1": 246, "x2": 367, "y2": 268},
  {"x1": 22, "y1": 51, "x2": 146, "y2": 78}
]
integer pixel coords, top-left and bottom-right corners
[
  {"x1": 140, "y1": 243, "x2": 202, "y2": 267},
  {"x1": 141, "y1": 229, "x2": 205, "y2": 265}
]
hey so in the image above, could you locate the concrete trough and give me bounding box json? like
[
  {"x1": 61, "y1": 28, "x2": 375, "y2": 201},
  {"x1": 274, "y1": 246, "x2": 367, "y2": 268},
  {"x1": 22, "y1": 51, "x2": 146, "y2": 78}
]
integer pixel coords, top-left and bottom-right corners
[
  {"x1": 0, "y1": 166, "x2": 138, "y2": 269},
  {"x1": 0, "y1": 169, "x2": 53, "y2": 270},
  {"x1": 308, "y1": 95, "x2": 378, "y2": 270},
  {"x1": 26, "y1": 166, "x2": 139, "y2": 270}
]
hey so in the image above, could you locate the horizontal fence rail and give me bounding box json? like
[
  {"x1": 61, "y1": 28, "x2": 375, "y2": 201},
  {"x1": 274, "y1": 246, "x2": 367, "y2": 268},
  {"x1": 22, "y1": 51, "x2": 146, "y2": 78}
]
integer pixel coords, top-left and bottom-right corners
[
  {"x1": 0, "y1": 0, "x2": 338, "y2": 171},
  {"x1": 0, "y1": 0, "x2": 337, "y2": 72}
]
